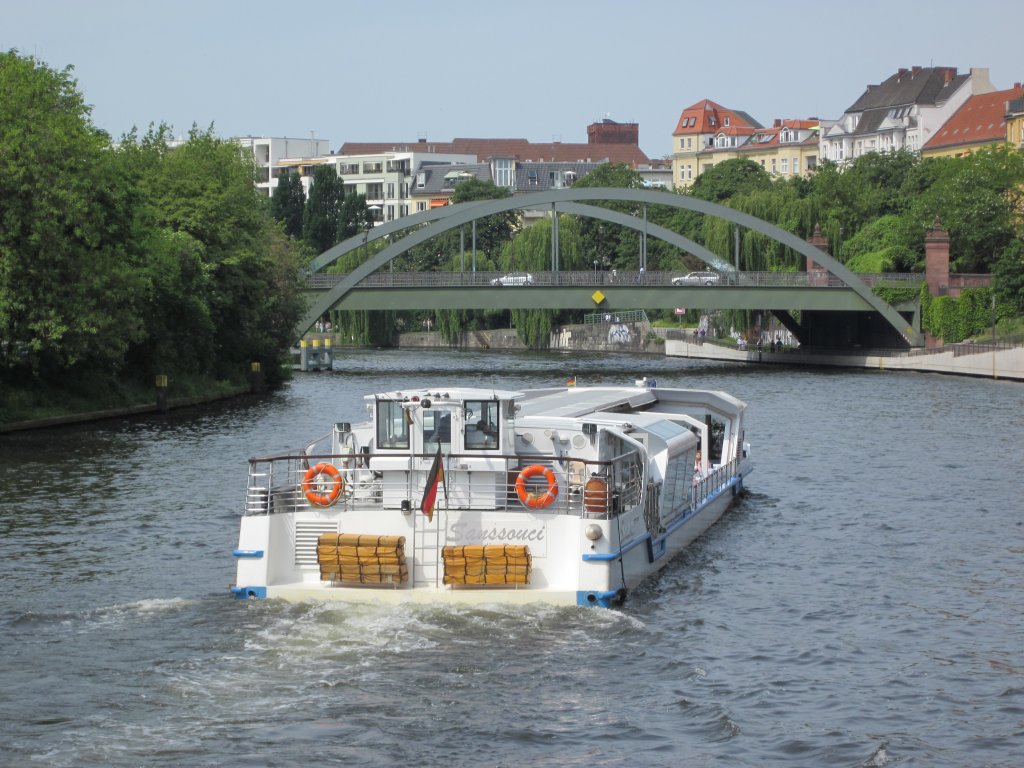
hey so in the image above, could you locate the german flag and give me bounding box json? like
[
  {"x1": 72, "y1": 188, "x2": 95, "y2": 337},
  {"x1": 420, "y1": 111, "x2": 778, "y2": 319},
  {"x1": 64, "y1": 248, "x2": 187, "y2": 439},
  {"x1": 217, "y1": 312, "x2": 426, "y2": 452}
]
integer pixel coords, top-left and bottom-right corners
[{"x1": 420, "y1": 443, "x2": 446, "y2": 521}]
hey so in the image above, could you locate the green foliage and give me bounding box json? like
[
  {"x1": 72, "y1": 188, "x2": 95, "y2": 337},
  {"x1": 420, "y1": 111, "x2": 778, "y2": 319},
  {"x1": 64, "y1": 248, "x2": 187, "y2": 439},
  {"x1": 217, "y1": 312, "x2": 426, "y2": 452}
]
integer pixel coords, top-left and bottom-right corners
[
  {"x1": 873, "y1": 284, "x2": 921, "y2": 306},
  {"x1": 920, "y1": 285, "x2": 1006, "y2": 343},
  {"x1": 511, "y1": 308, "x2": 554, "y2": 349},
  {"x1": 906, "y1": 147, "x2": 1024, "y2": 273},
  {"x1": 689, "y1": 158, "x2": 772, "y2": 202},
  {"x1": 270, "y1": 171, "x2": 306, "y2": 238},
  {"x1": 338, "y1": 193, "x2": 371, "y2": 241},
  {"x1": 0, "y1": 51, "x2": 146, "y2": 380},
  {"x1": 0, "y1": 50, "x2": 305, "y2": 399},
  {"x1": 303, "y1": 165, "x2": 346, "y2": 253},
  {"x1": 993, "y1": 239, "x2": 1024, "y2": 314},
  {"x1": 841, "y1": 215, "x2": 919, "y2": 272},
  {"x1": 568, "y1": 164, "x2": 652, "y2": 272}
]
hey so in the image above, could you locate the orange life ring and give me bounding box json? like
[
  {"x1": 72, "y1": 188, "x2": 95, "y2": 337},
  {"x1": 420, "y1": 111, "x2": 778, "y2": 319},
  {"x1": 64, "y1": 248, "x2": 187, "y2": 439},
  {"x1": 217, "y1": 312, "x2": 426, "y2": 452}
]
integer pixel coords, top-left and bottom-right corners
[
  {"x1": 302, "y1": 462, "x2": 344, "y2": 507},
  {"x1": 515, "y1": 464, "x2": 559, "y2": 509}
]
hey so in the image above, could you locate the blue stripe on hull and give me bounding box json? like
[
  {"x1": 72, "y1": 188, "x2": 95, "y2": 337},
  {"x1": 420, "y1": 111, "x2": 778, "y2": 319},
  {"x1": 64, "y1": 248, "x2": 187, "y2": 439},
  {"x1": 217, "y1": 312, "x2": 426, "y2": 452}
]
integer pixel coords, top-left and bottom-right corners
[{"x1": 230, "y1": 586, "x2": 267, "y2": 599}]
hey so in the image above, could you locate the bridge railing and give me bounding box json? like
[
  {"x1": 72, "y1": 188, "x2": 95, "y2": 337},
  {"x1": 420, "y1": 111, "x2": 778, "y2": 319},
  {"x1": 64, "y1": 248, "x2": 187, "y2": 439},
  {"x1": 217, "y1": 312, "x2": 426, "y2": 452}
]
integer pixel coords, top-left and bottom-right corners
[{"x1": 305, "y1": 270, "x2": 927, "y2": 290}]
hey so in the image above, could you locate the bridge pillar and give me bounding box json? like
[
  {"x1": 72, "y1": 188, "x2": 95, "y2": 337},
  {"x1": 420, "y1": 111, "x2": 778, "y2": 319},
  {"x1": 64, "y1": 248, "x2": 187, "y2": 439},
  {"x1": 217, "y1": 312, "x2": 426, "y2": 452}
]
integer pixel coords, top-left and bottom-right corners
[
  {"x1": 806, "y1": 223, "x2": 830, "y2": 287},
  {"x1": 925, "y1": 217, "x2": 950, "y2": 298}
]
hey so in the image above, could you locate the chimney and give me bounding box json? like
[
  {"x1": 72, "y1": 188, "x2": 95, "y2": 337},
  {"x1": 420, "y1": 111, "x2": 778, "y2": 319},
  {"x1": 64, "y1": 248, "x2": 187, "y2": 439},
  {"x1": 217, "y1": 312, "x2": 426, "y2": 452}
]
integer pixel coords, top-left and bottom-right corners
[
  {"x1": 773, "y1": 118, "x2": 782, "y2": 128},
  {"x1": 911, "y1": 66, "x2": 921, "y2": 74},
  {"x1": 898, "y1": 68, "x2": 908, "y2": 77}
]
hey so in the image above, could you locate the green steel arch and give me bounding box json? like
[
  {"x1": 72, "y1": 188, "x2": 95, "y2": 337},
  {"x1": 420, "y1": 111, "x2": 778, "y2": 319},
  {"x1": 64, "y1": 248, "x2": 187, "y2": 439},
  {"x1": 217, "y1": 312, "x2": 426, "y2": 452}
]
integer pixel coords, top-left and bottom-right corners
[{"x1": 300, "y1": 188, "x2": 920, "y2": 345}]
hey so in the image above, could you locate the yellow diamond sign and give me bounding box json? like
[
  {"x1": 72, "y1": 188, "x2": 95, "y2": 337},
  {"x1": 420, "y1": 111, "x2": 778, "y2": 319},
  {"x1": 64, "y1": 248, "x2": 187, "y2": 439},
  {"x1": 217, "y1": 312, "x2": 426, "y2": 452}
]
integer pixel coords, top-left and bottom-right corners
[{"x1": 591, "y1": 289, "x2": 606, "y2": 304}]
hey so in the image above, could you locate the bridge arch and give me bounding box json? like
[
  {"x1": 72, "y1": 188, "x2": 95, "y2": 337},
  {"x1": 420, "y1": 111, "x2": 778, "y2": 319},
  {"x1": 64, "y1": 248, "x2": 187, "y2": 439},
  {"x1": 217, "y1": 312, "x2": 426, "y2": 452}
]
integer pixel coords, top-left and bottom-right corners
[{"x1": 300, "y1": 188, "x2": 919, "y2": 345}]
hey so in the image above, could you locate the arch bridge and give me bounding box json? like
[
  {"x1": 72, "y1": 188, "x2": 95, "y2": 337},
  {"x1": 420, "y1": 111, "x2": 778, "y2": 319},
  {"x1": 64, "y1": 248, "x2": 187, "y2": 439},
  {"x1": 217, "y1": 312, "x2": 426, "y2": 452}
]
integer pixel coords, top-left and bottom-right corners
[{"x1": 300, "y1": 188, "x2": 922, "y2": 348}]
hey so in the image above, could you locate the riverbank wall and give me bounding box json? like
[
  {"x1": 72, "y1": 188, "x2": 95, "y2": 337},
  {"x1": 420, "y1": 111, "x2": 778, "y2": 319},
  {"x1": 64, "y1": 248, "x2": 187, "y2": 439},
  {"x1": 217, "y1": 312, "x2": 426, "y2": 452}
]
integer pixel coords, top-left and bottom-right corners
[
  {"x1": 396, "y1": 323, "x2": 1023, "y2": 380},
  {"x1": 397, "y1": 317, "x2": 663, "y2": 354},
  {"x1": 0, "y1": 386, "x2": 254, "y2": 434},
  {"x1": 665, "y1": 338, "x2": 1024, "y2": 381}
]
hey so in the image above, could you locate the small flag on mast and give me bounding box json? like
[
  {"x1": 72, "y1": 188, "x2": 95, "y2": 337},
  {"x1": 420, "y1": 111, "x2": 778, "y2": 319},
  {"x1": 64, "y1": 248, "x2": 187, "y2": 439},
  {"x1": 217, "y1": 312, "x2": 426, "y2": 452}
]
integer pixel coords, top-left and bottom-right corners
[{"x1": 420, "y1": 443, "x2": 446, "y2": 522}]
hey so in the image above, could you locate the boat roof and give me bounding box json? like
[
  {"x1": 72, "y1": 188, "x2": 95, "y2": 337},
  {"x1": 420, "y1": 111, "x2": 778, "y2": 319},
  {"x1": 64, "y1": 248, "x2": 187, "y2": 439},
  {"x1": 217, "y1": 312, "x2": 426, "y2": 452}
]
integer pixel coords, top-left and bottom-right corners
[
  {"x1": 517, "y1": 385, "x2": 746, "y2": 420},
  {"x1": 366, "y1": 387, "x2": 524, "y2": 404}
]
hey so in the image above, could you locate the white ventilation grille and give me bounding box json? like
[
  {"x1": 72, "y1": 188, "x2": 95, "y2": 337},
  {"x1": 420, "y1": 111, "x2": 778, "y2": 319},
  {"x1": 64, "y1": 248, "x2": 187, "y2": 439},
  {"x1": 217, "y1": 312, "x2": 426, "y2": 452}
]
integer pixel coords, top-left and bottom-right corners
[{"x1": 295, "y1": 520, "x2": 338, "y2": 567}]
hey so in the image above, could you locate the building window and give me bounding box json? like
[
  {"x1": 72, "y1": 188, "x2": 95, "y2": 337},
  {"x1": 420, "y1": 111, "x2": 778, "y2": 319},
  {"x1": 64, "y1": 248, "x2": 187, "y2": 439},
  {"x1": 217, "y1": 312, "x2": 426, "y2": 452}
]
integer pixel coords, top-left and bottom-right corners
[
  {"x1": 680, "y1": 138, "x2": 685, "y2": 150},
  {"x1": 771, "y1": 159, "x2": 777, "y2": 174},
  {"x1": 416, "y1": 172, "x2": 426, "y2": 188},
  {"x1": 495, "y1": 158, "x2": 513, "y2": 187},
  {"x1": 416, "y1": 201, "x2": 427, "y2": 212},
  {"x1": 724, "y1": 116, "x2": 730, "y2": 127},
  {"x1": 686, "y1": 137, "x2": 692, "y2": 149},
  {"x1": 806, "y1": 155, "x2": 817, "y2": 171},
  {"x1": 386, "y1": 182, "x2": 395, "y2": 199},
  {"x1": 781, "y1": 158, "x2": 788, "y2": 174}
]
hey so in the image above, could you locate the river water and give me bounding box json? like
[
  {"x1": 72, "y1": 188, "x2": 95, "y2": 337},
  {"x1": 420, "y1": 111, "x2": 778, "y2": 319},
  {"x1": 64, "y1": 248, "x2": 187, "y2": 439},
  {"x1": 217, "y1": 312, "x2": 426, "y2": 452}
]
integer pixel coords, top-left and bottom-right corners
[{"x1": 1, "y1": 349, "x2": 1021, "y2": 767}]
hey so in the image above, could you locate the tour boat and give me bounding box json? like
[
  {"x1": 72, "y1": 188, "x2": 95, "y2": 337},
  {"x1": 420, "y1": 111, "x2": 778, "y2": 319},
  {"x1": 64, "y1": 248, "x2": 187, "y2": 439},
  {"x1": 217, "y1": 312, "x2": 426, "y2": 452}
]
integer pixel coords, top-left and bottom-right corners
[{"x1": 231, "y1": 380, "x2": 752, "y2": 607}]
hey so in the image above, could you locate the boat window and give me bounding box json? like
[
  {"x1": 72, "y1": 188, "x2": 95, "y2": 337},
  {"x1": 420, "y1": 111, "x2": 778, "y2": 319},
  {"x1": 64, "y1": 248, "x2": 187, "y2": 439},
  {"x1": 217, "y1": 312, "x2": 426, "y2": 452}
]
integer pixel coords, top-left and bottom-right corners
[
  {"x1": 376, "y1": 400, "x2": 410, "y2": 449},
  {"x1": 709, "y1": 419, "x2": 725, "y2": 463},
  {"x1": 422, "y1": 409, "x2": 452, "y2": 453},
  {"x1": 464, "y1": 400, "x2": 499, "y2": 450}
]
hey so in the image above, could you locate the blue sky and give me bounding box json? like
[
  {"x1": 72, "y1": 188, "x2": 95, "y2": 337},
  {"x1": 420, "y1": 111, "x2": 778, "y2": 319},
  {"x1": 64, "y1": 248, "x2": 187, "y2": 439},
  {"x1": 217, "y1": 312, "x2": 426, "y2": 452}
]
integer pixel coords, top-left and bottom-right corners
[{"x1": 5, "y1": 0, "x2": 1022, "y2": 159}]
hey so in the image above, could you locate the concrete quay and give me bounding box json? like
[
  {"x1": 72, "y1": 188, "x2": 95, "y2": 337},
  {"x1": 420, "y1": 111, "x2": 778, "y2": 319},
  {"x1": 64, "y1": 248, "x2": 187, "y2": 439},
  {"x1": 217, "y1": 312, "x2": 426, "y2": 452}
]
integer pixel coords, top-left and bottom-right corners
[{"x1": 665, "y1": 338, "x2": 1024, "y2": 381}]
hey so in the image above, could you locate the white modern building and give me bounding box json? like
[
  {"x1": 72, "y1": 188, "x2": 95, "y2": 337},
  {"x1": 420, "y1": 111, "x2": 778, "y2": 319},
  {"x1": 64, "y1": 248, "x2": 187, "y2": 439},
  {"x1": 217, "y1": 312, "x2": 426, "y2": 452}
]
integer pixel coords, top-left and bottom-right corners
[{"x1": 236, "y1": 136, "x2": 331, "y2": 196}]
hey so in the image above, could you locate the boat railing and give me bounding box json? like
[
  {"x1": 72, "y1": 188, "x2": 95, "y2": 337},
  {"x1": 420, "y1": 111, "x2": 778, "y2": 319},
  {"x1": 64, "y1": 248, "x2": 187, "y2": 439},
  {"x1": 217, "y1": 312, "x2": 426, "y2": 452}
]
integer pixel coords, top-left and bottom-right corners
[
  {"x1": 690, "y1": 457, "x2": 740, "y2": 509},
  {"x1": 244, "y1": 452, "x2": 643, "y2": 519}
]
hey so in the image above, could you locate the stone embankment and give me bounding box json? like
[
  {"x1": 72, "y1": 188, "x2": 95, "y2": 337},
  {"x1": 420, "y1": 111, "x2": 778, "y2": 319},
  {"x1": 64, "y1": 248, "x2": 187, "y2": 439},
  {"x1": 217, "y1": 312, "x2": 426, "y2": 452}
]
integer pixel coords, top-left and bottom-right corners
[
  {"x1": 664, "y1": 338, "x2": 1024, "y2": 381},
  {"x1": 399, "y1": 317, "x2": 663, "y2": 354},
  {"x1": 398, "y1": 322, "x2": 1023, "y2": 381}
]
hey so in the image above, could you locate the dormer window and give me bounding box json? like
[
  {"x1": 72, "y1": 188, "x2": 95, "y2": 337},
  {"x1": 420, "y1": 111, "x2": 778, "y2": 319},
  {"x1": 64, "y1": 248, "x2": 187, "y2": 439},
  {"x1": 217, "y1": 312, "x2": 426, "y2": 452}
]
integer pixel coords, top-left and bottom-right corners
[{"x1": 724, "y1": 116, "x2": 731, "y2": 127}]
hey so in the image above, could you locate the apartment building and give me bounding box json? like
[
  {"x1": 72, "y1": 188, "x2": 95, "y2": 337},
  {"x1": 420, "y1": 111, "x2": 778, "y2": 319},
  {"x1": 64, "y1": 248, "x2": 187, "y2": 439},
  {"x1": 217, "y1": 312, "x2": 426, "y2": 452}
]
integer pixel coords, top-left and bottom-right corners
[
  {"x1": 922, "y1": 82, "x2": 1024, "y2": 158},
  {"x1": 272, "y1": 120, "x2": 656, "y2": 224},
  {"x1": 1008, "y1": 95, "x2": 1024, "y2": 149},
  {"x1": 236, "y1": 136, "x2": 330, "y2": 195},
  {"x1": 735, "y1": 119, "x2": 820, "y2": 178},
  {"x1": 821, "y1": 66, "x2": 994, "y2": 163},
  {"x1": 671, "y1": 99, "x2": 762, "y2": 188}
]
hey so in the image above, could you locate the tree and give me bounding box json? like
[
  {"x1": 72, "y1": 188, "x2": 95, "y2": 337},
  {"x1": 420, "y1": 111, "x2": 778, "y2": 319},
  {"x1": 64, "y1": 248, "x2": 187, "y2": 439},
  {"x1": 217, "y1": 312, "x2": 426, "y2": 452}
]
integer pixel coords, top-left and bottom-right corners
[
  {"x1": 689, "y1": 158, "x2": 772, "y2": 203},
  {"x1": 906, "y1": 147, "x2": 1024, "y2": 273},
  {"x1": 303, "y1": 165, "x2": 346, "y2": 253},
  {"x1": 270, "y1": 171, "x2": 306, "y2": 239},
  {"x1": 0, "y1": 50, "x2": 146, "y2": 381},
  {"x1": 993, "y1": 240, "x2": 1024, "y2": 314},
  {"x1": 123, "y1": 124, "x2": 304, "y2": 382}
]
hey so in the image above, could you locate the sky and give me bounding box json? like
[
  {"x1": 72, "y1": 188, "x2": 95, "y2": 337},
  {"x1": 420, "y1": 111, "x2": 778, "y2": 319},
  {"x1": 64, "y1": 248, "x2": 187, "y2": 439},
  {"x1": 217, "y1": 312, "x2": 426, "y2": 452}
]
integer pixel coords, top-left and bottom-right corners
[{"x1": 5, "y1": 0, "x2": 1022, "y2": 160}]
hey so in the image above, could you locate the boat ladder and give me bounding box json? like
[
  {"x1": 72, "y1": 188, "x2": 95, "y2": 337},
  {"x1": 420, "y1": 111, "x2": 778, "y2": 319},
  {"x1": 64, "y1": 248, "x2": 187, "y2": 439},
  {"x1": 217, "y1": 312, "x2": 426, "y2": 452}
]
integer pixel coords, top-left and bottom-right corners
[{"x1": 412, "y1": 508, "x2": 445, "y2": 587}]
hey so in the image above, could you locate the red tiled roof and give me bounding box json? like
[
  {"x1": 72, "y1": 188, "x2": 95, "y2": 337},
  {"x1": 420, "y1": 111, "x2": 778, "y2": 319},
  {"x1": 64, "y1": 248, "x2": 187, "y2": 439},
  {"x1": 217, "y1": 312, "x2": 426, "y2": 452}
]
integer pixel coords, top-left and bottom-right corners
[
  {"x1": 338, "y1": 137, "x2": 651, "y2": 167},
  {"x1": 673, "y1": 99, "x2": 761, "y2": 136},
  {"x1": 923, "y1": 85, "x2": 1024, "y2": 150}
]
